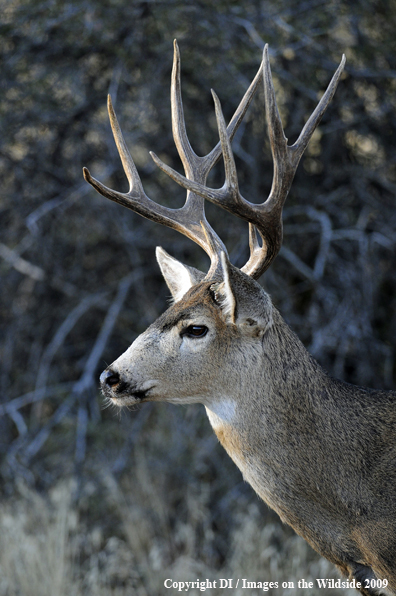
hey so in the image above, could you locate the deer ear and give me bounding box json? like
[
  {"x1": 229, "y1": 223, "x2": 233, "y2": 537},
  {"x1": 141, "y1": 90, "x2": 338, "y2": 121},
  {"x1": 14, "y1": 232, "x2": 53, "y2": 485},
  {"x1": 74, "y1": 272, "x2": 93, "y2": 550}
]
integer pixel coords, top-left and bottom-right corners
[
  {"x1": 211, "y1": 252, "x2": 273, "y2": 335},
  {"x1": 210, "y1": 252, "x2": 237, "y2": 324},
  {"x1": 156, "y1": 247, "x2": 204, "y2": 302}
]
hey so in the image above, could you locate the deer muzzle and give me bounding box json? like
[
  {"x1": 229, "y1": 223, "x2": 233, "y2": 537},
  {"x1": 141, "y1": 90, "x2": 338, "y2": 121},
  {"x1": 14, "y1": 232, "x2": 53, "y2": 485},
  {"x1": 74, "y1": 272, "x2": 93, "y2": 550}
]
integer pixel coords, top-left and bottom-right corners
[{"x1": 100, "y1": 367, "x2": 149, "y2": 403}]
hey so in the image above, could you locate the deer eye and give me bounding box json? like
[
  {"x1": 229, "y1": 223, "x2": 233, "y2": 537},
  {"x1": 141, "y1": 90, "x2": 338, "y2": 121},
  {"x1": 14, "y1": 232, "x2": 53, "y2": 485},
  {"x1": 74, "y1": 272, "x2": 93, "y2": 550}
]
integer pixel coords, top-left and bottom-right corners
[{"x1": 181, "y1": 325, "x2": 208, "y2": 338}]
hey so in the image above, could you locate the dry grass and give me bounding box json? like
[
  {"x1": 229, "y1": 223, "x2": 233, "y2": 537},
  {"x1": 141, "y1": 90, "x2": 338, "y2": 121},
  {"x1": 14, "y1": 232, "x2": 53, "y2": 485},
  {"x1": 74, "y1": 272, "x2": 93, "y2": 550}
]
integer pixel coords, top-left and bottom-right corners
[
  {"x1": 0, "y1": 462, "x2": 356, "y2": 596},
  {"x1": 0, "y1": 480, "x2": 77, "y2": 596}
]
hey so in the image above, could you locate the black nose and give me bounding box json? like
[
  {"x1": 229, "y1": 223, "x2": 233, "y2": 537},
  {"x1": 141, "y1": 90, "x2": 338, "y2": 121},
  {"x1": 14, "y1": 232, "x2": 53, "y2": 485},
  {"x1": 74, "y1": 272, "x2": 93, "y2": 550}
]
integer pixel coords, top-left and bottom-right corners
[{"x1": 100, "y1": 368, "x2": 120, "y2": 387}]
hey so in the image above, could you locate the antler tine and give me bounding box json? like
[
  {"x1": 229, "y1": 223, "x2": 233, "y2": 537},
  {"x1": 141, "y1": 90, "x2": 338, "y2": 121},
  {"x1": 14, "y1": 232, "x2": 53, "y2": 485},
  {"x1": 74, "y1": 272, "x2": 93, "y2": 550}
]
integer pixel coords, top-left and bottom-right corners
[
  {"x1": 166, "y1": 40, "x2": 264, "y2": 184},
  {"x1": 204, "y1": 49, "x2": 264, "y2": 171},
  {"x1": 150, "y1": 91, "x2": 242, "y2": 210},
  {"x1": 152, "y1": 45, "x2": 346, "y2": 279},
  {"x1": 82, "y1": 105, "x2": 212, "y2": 251},
  {"x1": 83, "y1": 99, "x2": 219, "y2": 264},
  {"x1": 244, "y1": 223, "x2": 268, "y2": 278},
  {"x1": 84, "y1": 41, "x2": 263, "y2": 278},
  {"x1": 264, "y1": 46, "x2": 346, "y2": 210},
  {"x1": 171, "y1": 40, "x2": 199, "y2": 179},
  {"x1": 169, "y1": 40, "x2": 226, "y2": 274},
  {"x1": 290, "y1": 53, "x2": 346, "y2": 167}
]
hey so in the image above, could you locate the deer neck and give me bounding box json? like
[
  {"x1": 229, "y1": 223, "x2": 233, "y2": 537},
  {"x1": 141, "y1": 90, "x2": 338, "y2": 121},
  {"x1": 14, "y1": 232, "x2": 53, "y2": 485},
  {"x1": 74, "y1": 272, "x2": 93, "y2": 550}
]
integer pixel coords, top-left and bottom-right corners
[
  {"x1": 204, "y1": 307, "x2": 333, "y2": 512},
  {"x1": 205, "y1": 307, "x2": 326, "y2": 434}
]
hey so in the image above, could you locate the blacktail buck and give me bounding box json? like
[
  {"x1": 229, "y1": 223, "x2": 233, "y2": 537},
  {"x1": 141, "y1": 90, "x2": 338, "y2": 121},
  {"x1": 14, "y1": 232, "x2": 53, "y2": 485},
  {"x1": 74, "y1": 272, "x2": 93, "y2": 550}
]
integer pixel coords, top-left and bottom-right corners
[{"x1": 83, "y1": 42, "x2": 396, "y2": 596}]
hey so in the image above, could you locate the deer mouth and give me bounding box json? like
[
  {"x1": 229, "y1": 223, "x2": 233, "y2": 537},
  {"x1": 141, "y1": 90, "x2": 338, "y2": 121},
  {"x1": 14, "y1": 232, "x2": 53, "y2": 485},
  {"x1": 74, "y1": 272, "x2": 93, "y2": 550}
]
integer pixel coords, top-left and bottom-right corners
[
  {"x1": 106, "y1": 384, "x2": 150, "y2": 403},
  {"x1": 114, "y1": 385, "x2": 147, "y2": 401}
]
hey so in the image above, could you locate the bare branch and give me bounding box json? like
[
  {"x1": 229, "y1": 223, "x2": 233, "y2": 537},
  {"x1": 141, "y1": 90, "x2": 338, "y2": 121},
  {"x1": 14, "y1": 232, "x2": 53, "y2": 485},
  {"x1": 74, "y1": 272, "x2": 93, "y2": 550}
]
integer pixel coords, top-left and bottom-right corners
[
  {"x1": 22, "y1": 272, "x2": 139, "y2": 463},
  {"x1": 0, "y1": 242, "x2": 45, "y2": 281}
]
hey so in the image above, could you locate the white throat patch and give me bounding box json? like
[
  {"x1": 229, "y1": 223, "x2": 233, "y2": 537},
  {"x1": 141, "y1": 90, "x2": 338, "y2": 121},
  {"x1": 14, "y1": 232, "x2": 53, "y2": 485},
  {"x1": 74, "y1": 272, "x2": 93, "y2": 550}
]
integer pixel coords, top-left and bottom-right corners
[{"x1": 205, "y1": 398, "x2": 237, "y2": 428}]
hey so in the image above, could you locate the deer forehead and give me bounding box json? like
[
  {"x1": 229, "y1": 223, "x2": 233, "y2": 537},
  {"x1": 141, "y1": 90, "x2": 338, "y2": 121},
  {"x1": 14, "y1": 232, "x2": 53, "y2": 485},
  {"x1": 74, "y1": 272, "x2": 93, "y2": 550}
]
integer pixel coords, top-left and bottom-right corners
[{"x1": 153, "y1": 283, "x2": 230, "y2": 333}]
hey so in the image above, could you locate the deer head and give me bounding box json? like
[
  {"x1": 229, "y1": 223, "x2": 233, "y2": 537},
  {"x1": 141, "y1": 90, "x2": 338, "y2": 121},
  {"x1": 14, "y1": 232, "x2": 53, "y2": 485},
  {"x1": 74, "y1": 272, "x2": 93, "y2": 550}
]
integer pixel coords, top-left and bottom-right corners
[{"x1": 83, "y1": 41, "x2": 345, "y2": 409}]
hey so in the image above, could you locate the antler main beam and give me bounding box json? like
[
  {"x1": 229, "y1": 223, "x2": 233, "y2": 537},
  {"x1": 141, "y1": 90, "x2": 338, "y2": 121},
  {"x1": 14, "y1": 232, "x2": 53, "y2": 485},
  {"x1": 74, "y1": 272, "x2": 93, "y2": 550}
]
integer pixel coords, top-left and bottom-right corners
[
  {"x1": 83, "y1": 40, "x2": 263, "y2": 278},
  {"x1": 152, "y1": 45, "x2": 346, "y2": 279}
]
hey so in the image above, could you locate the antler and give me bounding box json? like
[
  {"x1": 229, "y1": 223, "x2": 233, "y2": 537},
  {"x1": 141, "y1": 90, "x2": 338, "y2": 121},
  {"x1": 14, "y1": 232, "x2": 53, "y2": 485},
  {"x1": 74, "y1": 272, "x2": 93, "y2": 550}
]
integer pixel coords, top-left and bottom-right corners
[
  {"x1": 83, "y1": 40, "x2": 263, "y2": 278},
  {"x1": 152, "y1": 45, "x2": 346, "y2": 279}
]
